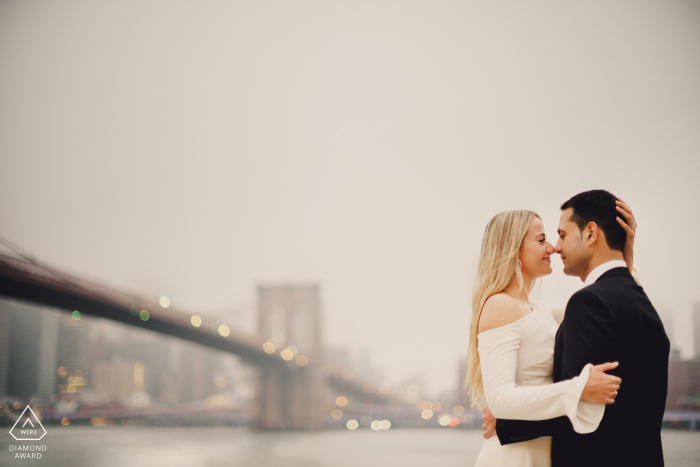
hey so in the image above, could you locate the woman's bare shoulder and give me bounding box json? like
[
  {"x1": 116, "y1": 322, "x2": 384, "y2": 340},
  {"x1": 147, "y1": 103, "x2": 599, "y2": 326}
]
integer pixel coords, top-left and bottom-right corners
[{"x1": 478, "y1": 293, "x2": 529, "y2": 334}]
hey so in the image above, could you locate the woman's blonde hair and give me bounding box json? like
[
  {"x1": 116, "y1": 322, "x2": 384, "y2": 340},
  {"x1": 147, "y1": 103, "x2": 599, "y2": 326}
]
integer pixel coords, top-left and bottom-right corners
[{"x1": 463, "y1": 210, "x2": 541, "y2": 408}]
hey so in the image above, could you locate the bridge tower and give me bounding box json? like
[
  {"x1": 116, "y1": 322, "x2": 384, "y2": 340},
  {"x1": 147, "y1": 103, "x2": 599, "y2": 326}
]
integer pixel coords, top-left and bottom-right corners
[{"x1": 254, "y1": 284, "x2": 325, "y2": 430}]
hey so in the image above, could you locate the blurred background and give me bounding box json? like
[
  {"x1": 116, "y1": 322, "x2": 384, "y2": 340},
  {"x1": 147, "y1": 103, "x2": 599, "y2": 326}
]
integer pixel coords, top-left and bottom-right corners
[{"x1": 0, "y1": 0, "x2": 699, "y2": 465}]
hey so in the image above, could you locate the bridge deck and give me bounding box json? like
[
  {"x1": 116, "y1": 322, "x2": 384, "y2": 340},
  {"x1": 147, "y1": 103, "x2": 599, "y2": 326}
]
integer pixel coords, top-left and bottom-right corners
[
  {"x1": 0, "y1": 253, "x2": 398, "y2": 405},
  {"x1": 0, "y1": 253, "x2": 288, "y2": 370}
]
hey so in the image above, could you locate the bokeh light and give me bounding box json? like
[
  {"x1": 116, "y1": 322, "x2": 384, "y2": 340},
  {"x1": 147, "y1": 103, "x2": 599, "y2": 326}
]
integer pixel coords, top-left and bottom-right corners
[
  {"x1": 281, "y1": 349, "x2": 294, "y2": 361},
  {"x1": 72, "y1": 310, "x2": 80, "y2": 320},
  {"x1": 214, "y1": 377, "x2": 227, "y2": 388},
  {"x1": 331, "y1": 409, "x2": 343, "y2": 419},
  {"x1": 296, "y1": 355, "x2": 308, "y2": 366},
  {"x1": 218, "y1": 325, "x2": 230, "y2": 337},
  {"x1": 159, "y1": 296, "x2": 170, "y2": 308},
  {"x1": 263, "y1": 342, "x2": 275, "y2": 353},
  {"x1": 134, "y1": 362, "x2": 144, "y2": 387},
  {"x1": 190, "y1": 315, "x2": 202, "y2": 327},
  {"x1": 421, "y1": 409, "x2": 433, "y2": 419},
  {"x1": 346, "y1": 419, "x2": 359, "y2": 430},
  {"x1": 335, "y1": 396, "x2": 348, "y2": 407},
  {"x1": 139, "y1": 310, "x2": 149, "y2": 321}
]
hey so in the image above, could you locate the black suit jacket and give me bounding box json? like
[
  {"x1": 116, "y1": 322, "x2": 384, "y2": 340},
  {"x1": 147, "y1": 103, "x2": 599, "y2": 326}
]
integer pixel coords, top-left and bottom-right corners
[{"x1": 495, "y1": 267, "x2": 670, "y2": 467}]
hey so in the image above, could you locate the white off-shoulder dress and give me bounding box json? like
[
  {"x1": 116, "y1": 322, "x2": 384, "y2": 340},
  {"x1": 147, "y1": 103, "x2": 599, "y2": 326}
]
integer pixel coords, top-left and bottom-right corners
[{"x1": 473, "y1": 299, "x2": 605, "y2": 467}]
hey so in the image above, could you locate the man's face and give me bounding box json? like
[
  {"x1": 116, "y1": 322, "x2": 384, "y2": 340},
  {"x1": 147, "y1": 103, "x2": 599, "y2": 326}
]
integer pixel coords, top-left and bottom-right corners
[{"x1": 555, "y1": 208, "x2": 591, "y2": 278}]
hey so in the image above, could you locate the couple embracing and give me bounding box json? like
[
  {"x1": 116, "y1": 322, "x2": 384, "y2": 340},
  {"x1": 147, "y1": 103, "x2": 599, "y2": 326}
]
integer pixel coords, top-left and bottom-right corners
[{"x1": 466, "y1": 190, "x2": 670, "y2": 467}]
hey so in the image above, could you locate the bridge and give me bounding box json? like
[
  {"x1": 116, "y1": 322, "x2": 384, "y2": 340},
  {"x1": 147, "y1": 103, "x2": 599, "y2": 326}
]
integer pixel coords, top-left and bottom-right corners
[{"x1": 0, "y1": 252, "x2": 400, "y2": 430}]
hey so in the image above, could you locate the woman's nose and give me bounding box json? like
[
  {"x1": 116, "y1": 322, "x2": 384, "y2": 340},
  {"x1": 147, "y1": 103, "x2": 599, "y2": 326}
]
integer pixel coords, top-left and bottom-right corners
[{"x1": 545, "y1": 242, "x2": 555, "y2": 254}]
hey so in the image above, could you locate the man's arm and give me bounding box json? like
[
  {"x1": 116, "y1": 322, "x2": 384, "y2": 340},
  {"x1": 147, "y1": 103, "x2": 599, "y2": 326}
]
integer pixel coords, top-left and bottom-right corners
[{"x1": 494, "y1": 417, "x2": 567, "y2": 445}]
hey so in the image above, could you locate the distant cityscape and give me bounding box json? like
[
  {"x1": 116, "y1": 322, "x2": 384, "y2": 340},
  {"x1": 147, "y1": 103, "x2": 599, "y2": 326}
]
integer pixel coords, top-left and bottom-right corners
[
  {"x1": 666, "y1": 304, "x2": 700, "y2": 413},
  {"x1": 0, "y1": 297, "x2": 258, "y2": 423},
  {"x1": 0, "y1": 283, "x2": 697, "y2": 430},
  {"x1": 0, "y1": 282, "x2": 479, "y2": 430}
]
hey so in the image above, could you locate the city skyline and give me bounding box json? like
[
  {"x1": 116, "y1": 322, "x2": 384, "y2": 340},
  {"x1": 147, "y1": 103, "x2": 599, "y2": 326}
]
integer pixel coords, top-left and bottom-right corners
[{"x1": 0, "y1": 289, "x2": 450, "y2": 415}]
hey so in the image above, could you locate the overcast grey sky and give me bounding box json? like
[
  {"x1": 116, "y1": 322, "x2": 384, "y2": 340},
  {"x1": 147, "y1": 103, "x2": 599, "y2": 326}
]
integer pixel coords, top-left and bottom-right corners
[{"x1": 1, "y1": 0, "x2": 699, "y2": 397}]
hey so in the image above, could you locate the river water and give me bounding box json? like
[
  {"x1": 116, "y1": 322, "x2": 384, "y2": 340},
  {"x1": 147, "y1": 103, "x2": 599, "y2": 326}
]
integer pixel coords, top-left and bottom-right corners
[{"x1": 1, "y1": 427, "x2": 698, "y2": 467}]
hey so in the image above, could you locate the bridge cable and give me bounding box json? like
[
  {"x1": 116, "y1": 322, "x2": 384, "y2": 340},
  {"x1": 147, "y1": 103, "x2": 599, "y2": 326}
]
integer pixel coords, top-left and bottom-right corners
[{"x1": 0, "y1": 233, "x2": 89, "y2": 290}]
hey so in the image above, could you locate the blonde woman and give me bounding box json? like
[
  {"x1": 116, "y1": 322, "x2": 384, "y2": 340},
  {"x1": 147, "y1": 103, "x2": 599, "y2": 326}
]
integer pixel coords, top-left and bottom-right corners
[{"x1": 466, "y1": 205, "x2": 636, "y2": 467}]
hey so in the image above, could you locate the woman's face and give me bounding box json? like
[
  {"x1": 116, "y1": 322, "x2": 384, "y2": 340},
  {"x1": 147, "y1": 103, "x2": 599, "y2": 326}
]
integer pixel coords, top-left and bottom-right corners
[{"x1": 519, "y1": 217, "x2": 554, "y2": 279}]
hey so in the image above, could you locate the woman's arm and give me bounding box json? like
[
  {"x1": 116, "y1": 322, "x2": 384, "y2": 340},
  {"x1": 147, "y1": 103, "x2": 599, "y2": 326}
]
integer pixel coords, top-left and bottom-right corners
[
  {"x1": 478, "y1": 306, "x2": 619, "y2": 434},
  {"x1": 479, "y1": 326, "x2": 598, "y2": 423}
]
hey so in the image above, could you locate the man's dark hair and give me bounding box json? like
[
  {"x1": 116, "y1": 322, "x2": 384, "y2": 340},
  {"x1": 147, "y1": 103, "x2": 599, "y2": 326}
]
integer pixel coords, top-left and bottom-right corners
[{"x1": 560, "y1": 189, "x2": 626, "y2": 252}]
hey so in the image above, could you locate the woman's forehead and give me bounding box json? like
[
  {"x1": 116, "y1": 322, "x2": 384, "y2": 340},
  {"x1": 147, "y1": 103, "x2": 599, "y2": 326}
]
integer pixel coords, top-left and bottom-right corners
[{"x1": 529, "y1": 216, "x2": 545, "y2": 232}]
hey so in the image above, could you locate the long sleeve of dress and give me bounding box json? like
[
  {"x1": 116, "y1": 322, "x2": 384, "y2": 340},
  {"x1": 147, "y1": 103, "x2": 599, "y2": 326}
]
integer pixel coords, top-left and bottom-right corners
[{"x1": 478, "y1": 320, "x2": 604, "y2": 434}]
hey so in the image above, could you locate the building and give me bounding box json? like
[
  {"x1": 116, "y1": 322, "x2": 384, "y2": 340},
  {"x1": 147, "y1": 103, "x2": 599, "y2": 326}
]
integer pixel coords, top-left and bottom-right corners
[
  {"x1": 694, "y1": 303, "x2": 700, "y2": 359},
  {"x1": 91, "y1": 361, "x2": 139, "y2": 401},
  {"x1": 56, "y1": 310, "x2": 91, "y2": 396},
  {"x1": 667, "y1": 359, "x2": 700, "y2": 411},
  {"x1": 172, "y1": 341, "x2": 220, "y2": 404},
  {"x1": 1, "y1": 299, "x2": 61, "y2": 403},
  {"x1": 0, "y1": 301, "x2": 12, "y2": 395}
]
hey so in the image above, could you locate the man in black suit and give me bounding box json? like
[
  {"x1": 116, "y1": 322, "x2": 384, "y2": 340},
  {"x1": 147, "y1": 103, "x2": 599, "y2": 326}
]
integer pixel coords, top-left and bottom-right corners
[{"x1": 483, "y1": 190, "x2": 670, "y2": 467}]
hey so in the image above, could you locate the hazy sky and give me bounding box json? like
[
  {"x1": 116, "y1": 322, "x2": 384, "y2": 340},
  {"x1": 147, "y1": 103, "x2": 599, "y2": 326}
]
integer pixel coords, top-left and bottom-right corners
[{"x1": 1, "y1": 0, "x2": 699, "y2": 397}]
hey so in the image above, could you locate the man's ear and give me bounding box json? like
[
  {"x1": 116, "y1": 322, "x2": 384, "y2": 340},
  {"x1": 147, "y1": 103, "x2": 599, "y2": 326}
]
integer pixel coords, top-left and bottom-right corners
[{"x1": 584, "y1": 222, "x2": 598, "y2": 246}]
